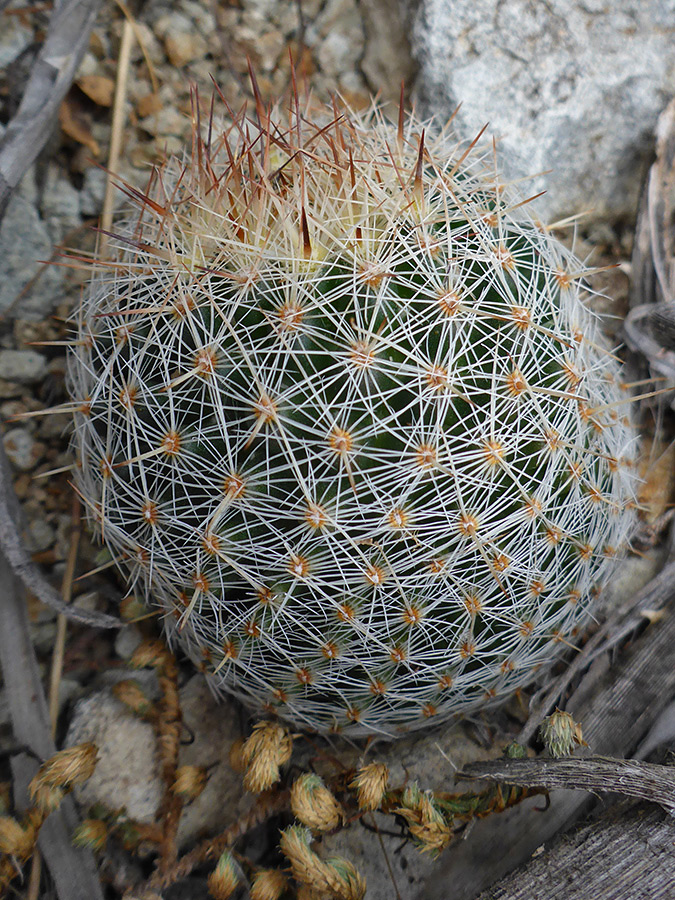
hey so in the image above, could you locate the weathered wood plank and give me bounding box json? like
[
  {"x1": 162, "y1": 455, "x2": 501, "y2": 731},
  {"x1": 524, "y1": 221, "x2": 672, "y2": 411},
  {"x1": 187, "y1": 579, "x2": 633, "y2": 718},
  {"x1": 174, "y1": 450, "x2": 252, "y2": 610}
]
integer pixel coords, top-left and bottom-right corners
[{"x1": 481, "y1": 803, "x2": 675, "y2": 900}]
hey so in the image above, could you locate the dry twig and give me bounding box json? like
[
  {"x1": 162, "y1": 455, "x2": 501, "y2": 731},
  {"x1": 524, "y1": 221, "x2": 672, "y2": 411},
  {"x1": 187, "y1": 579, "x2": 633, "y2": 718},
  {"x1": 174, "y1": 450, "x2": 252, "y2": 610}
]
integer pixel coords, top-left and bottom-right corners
[
  {"x1": 459, "y1": 756, "x2": 675, "y2": 816},
  {"x1": 0, "y1": 439, "x2": 119, "y2": 628}
]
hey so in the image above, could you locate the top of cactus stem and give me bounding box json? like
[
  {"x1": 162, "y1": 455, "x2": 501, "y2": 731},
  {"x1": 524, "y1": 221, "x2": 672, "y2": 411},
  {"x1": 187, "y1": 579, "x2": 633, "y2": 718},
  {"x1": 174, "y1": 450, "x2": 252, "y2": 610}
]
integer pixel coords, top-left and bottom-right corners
[{"x1": 67, "y1": 87, "x2": 638, "y2": 738}]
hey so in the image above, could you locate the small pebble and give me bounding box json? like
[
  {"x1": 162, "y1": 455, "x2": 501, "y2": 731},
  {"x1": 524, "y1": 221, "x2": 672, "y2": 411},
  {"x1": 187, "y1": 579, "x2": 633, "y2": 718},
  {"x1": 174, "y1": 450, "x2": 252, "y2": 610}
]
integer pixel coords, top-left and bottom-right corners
[
  {"x1": 114, "y1": 625, "x2": 144, "y2": 661},
  {"x1": 0, "y1": 349, "x2": 47, "y2": 384},
  {"x1": 164, "y1": 31, "x2": 208, "y2": 67},
  {"x1": 27, "y1": 519, "x2": 55, "y2": 553},
  {"x1": 3, "y1": 427, "x2": 44, "y2": 471}
]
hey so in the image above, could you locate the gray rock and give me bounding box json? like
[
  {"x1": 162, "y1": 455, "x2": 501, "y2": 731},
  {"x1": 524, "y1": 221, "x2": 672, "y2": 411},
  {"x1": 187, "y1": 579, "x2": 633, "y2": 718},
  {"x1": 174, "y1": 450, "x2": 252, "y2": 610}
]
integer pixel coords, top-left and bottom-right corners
[
  {"x1": 114, "y1": 625, "x2": 145, "y2": 661},
  {"x1": 411, "y1": 0, "x2": 675, "y2": 225},
  {"x1": 66, "y1": 677, "x2": 249, "y2": 844},
  {"x1": 0, "y1": 349, "x2": 47, "y2": 384},
  {"x1": 0, "y1": 184, "x2": 64, "y2": 319},
  {"x1": 79, "y1": 167, "x2": 109, "y2": 218},
  {"x1": 2, "y1": 426, "x2": 43, "y2": 470},
  {"x1": 67, "y1": 692, "x2": 163, "y2": 823},
  {"x1": 176, "y1": 676, "x2": 252, "y2": 847},
  {"x1": 0, "y1": 380, "x2": 21, "y2": 399},
  {"x1": 27, "y1": 518, "x2": 55, "y2": 553},
  {"x1": 40, "y1": 163, "x2": 82, "y2": 243},
  {"x1": 0, "y1": 5, "x2": 33, "y2": 69},
  {"x1": 307, "y1": 0, "x2": 365, "y2": 86}
]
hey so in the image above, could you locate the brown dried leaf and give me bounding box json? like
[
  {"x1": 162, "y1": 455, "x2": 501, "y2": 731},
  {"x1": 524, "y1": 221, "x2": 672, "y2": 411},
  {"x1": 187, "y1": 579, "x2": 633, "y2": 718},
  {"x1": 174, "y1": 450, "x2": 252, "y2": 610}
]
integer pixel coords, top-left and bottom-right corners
[
  {"x1": 136, "y1": 93, "x2": 162, "y2": 118},
  {"x1": 77, "y1": 74, "x2": 115, "y2": 107},
  {"x1": 59, "y1": 96, "x2": 100, "y2": 156}
]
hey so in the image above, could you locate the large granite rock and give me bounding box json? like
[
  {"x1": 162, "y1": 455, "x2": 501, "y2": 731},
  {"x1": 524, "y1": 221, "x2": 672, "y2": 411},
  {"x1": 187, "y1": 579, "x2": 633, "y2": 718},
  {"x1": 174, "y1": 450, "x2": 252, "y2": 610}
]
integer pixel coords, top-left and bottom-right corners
[{"x1": 410, "y1": 0, "x2": 675, "y2": 225}]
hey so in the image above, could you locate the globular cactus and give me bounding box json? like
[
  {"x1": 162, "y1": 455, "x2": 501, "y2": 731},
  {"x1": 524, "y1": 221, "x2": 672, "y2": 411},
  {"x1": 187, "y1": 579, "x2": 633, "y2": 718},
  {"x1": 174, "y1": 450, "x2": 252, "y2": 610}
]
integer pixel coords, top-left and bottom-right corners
[{"x1": 67, "y1": 88, "x2": 638, "y2": 737}]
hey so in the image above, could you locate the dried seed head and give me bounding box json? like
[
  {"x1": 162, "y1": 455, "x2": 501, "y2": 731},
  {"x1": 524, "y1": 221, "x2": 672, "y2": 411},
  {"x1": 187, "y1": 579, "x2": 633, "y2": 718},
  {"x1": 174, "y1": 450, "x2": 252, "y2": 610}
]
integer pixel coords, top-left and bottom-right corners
[
  {"x1": 322, "y1": 857, "x2": 367, "y2": 900},
  {"x1": 350, "y1": 762, "x2": 389, "y2": 811},
  {"x1": 250, "y1": 869, "x2": 289, "y2": 900},
  {"x1": 279, "y1": 826, "x2": 326, "y2": 892},
  {"x1": 0, "y1": 816, "x2": 35, "y2": 857},
  {"x1": 72, "y1": 818, "x2": 108, "y2": 852},
  {"x1": 540, "y1": 708, "x2": 587, "y2": 758},
  {"x1": 228, "y1": 738, "x2": 246, "y2": 774},
  {"x1": 30, "y1": 782, "x2": 66, "y2": 814},
  {"x1": 279, "y1": 826, "x2": 366, "y2": 900},
  {"x1": 291, "y1": 773, "x2": 344, "y2": 832},
  {"x1": 30, "y1": 742, "x2": 99, "y2": 798},
  {"x1": 112, "y1": 679, "x2": 155, "y2": 719},
  {"x1": 172, "y1": 765, "x2": 208, "y2": 801},
  {"x1": 242, "y1": 721, "x2": 293, "y2": 792},
  {"x1": 130, "y1": 638, "x2": 171, "y2": 670},
  {"x1": 207, "y1": 850, "x2": 240, "y2": 900},
  {"x1": 395, "y1": 789, "x2": 453, "y2": 857},
  {"x1": 119, "y1": 595, "x2": 147, "y2": 621}
]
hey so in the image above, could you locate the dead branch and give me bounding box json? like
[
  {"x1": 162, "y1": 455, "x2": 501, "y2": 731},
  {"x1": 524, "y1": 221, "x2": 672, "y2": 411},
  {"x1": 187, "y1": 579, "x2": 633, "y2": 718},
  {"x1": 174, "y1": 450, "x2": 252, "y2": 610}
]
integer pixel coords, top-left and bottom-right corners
[
  {"x1": 0, "y1": 444, "x2": 120, "y2": 628},
  {"x1": 458, "y1": 756, "x2": 675, "y2": 816}
]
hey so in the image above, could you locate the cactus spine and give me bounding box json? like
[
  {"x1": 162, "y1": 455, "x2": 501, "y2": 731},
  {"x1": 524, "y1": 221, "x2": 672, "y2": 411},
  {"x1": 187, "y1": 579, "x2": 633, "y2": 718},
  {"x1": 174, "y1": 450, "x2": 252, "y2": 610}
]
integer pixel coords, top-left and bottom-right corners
[{"x1": 67, "y1": 89, "x2": 637, "y2": 737}]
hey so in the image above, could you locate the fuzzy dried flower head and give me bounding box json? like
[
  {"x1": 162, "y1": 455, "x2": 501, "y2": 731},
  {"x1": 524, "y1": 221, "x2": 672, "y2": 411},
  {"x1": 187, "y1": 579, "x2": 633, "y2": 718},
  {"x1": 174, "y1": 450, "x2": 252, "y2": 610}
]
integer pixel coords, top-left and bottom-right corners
[
  {"x1": 228, "y1": 737, "x2": 247, "y2": 774},
  {"x1": 30, "y1": 782, "x2": 66, "y2": 814},
  {"x1": 72, "y1": 818, "x2": 108, "y2": 852},
  {"x1": 130, "y1": 639, "x2": 171, "y2": 670},
  {"x1": 172, "y1": 765, "x2": 208, "y2": 801},
  {"x1": 112, "y1": 679, "x2": 155, "y2": 719},
  {"x1": 68, "y1": 83, "x2": 639, "y2": 738},
  {"x1": 119, "y1": 595, "x2": 148, "y2": 621},
  {"x1": 250, "y1": 868, "x2": 289, "y2": 900},
  {"x1": 395, "y1": 790, "x2": 453, "y2": 857},
  {"x1": 242, "y1": 721, "x2": 293, "y2": 792},
  {"x1": 296, "y1": 887, "x2": 323, "y2": 900},
  {"x1": 279, "y1": 826, "x2": 365, "y2": 900},
  {"x1": 540, "y1": 708, "x2": 587, "y2": 758},
  {"x1": 0, "y1": 816, "x2": 35, "y2": 857},
  {"x1": 291, "y1": 773, "x2": 344, "y2": 832},
  {"x1": 207, "y1": 850, "x2": 240, "y2": 900},
  {"x1": 350, "y1": 763, "x2": 389, "y2": 811},
  {"x1": 30, "y1": 743, "x2": 98, "y2": 798}
]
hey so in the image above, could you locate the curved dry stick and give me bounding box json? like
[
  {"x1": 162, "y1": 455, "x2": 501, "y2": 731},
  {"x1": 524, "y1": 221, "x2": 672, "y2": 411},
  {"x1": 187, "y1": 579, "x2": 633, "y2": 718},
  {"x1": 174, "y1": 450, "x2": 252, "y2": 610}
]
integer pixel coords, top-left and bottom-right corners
[
  {"x1": 146, "y1": 789, "x2": 291, "y2": 892},
  {"x1": 0, "y1": 445, "x2": 119, "y2": 628}
]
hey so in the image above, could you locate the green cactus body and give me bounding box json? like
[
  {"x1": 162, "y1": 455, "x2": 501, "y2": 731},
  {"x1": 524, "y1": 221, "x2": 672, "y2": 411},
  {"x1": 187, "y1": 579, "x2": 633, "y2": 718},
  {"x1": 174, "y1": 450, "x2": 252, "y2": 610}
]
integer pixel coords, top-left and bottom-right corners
[{"x1": 67, "y1": 95, "x2": 637, "y2": 737}]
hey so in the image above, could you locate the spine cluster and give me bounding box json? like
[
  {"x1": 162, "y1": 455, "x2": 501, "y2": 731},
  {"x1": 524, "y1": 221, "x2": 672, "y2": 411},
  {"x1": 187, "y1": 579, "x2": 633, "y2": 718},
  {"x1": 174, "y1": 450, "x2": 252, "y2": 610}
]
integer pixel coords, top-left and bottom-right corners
[{"x1": 67, "y1": 88, "x2": 638, "y2": 736}]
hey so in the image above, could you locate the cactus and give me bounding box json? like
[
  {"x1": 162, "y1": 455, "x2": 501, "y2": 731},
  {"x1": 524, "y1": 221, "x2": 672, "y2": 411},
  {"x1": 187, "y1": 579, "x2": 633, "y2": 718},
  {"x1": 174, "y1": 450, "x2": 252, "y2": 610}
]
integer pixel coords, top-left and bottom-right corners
[{"x1": 67, "y1": 89, "x2": 638, "y2": 737}]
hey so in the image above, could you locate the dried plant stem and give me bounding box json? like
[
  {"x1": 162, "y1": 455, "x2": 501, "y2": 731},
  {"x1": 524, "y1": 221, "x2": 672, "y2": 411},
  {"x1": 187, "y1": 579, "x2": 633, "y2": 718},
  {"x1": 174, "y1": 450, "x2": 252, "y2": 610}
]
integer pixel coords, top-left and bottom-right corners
[
  {"x1": 155, "y1": 653, "x2": 183, "y2": 873},
  {"x1": 146, "y1": 789, "x2": 290, "y2": 892},
  {"x1": 26, "y1": 855, "x2": 42, "y2": 900},
  {"x1": 114, "y1": 0, "x2": 159, "y2": 95},
  {"x1": 48, "y1": 498, "x2": 81, "y2": 728},
  {"x1": 100, "y1": 17, "x2": 134, "y2": 246},
  {"x1": 459, "y1": 756, "x2": 675, "y2": 816},
  {"x1": 25, "y1": 499, "x2": 81, "y2": 900}
]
